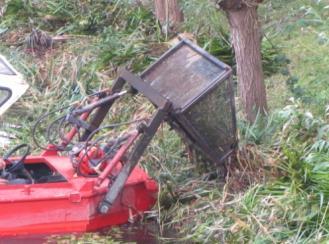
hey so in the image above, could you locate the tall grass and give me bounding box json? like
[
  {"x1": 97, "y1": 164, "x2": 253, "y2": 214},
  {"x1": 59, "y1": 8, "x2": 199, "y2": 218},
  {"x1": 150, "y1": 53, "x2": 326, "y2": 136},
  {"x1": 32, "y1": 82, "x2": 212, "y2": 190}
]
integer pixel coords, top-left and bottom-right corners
[
  {"x1": 163, "y1": 101, "x2": 329, "y2": 242},
  {"x1": 1, "y1": 0, "x2": 329, "y2": 242}
]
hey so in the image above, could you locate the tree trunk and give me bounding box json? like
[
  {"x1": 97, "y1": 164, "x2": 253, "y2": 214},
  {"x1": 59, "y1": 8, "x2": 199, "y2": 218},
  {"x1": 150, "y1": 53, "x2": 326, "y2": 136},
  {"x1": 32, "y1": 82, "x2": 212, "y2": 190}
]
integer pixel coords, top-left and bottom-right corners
[
  {"x1": 220, "y1": 1, "x2": 267, "y2": 122},
  {"x1": 154, "y1": 0, "x2": 183, "y2": 33}
]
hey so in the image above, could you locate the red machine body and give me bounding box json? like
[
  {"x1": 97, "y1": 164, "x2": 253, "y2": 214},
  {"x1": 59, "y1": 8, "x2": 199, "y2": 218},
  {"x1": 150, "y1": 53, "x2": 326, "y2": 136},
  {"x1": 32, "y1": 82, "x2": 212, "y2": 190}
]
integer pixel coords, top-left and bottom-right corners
[
  {"x1": 0, "y1": 151, "x2": 157, "y2": 236},
  {"x1": 0, "y1": 67, "x2": 168, "y2": 237},
  {"x1": 77, "y1": 146, "x2": 105, "y2": 175},
  {"x1": 0, "y1": 88, "x2": 161, "y2": 237}
]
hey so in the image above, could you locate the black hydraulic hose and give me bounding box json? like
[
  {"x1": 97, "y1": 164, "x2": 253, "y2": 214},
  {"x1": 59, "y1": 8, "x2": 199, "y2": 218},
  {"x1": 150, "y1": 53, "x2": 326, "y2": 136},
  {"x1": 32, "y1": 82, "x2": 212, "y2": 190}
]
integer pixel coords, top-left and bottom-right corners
[
  {"x1": 32, "y1": 105, "x2": 72, "y2": 151},
  {"x1": 46, "y1": 115, "x2": 66, "y2": 150},
  {"x1": 74, "y1": 119, "x2": 146, "y2": 177},
  {"x1": 33, "y1": 91, "x2": 128, "y2": 151}
]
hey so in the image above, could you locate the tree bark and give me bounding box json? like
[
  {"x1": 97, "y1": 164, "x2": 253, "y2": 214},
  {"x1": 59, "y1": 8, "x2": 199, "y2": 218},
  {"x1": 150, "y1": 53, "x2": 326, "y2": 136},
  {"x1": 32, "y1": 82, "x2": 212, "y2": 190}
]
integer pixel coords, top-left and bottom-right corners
[
  {"x1": 219, "y1": 0, "x2": 267, "y2": 122},
  {"x1": 154, "y1": 0, "x2": 183, "y2": 32}
]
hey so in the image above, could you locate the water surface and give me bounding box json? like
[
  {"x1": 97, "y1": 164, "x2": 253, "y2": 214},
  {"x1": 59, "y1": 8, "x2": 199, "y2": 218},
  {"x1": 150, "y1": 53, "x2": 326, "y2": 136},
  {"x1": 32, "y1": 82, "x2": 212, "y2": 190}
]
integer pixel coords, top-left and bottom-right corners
[{"x1": 1, "y1": 221, "x2": 178, "y2": 244}]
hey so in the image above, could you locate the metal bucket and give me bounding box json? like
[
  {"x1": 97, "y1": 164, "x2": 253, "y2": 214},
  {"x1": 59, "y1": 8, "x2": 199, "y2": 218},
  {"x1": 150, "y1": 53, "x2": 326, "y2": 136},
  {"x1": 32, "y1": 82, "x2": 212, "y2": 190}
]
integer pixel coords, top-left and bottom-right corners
[{"x1": 141, "y1": 39, "x2": 237, "y2": 164}]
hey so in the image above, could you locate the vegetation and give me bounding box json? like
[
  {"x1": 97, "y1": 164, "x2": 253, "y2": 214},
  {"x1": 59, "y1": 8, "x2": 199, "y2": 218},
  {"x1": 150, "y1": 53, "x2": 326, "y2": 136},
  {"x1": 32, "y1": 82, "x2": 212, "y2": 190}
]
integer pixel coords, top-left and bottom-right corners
[{"x1": 1, "y1": 0, "x2": 329, "y2": 243}]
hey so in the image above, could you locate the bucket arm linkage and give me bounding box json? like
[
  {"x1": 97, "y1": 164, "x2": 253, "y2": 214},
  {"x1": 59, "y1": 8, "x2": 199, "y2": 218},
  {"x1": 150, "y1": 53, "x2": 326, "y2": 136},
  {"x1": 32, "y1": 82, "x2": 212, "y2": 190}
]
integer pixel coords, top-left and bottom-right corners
[
  {"x1": 97, "y1": 68, "x2": 172, "y2": 214},
  {"x1": 62, "y1": 67, "x2": 170, "y2": 214}
]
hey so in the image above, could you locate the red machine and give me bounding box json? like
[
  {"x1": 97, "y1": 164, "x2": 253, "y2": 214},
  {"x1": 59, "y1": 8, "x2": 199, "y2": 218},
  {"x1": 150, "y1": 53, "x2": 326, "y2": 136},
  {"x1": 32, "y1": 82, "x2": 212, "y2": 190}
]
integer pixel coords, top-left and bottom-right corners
[
  {"x1": 0, "y1": 39, "x2": 237, "y2": 237},
  {"x1": 0, "y1": 68, "x2": 169, "y2": 237},
  {"x1": 0, "y1": 152, "x2": 157, "y2": 236}
]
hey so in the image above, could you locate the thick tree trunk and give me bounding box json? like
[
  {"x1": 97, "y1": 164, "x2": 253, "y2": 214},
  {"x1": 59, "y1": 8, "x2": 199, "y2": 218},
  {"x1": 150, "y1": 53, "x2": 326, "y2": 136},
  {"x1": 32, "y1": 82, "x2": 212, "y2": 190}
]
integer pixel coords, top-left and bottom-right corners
[
  {"x1": 220, "y1": 1, "x2": 267, "y2": 122},
  {"x1": 154, "y1": 0, "x2": 183, "y2": 32}
]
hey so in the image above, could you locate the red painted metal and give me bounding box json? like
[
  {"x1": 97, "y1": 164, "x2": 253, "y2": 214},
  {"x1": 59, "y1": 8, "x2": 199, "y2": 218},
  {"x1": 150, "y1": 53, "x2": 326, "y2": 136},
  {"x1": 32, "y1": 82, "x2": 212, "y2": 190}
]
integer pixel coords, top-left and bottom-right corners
[
  {"x1": 61, "y1": 112, "x2": 89, "y2": 147},
  {"x1": 0, "y1": 87, "x2": 160, "y2": 237},
  {"x1": 61, "y1": 102, "x2": 94, "y2": 148},
  {"x1": 97, "y1": 131, "x2": 140, "y2": 186},
  {"x1": 0, "y1": 152, "x2": 158, "y2": 237},
  {"x1": 78, "y1": 146, "x2": 105, "y2": 175}
]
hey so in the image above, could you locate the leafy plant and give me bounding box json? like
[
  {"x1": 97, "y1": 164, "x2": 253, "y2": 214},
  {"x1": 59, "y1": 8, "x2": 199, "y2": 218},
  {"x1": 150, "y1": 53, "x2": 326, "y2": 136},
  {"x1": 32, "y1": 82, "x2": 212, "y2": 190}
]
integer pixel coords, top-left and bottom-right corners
[{"x1": 1, "y1": 0, "x2": 36, "y2": 27}]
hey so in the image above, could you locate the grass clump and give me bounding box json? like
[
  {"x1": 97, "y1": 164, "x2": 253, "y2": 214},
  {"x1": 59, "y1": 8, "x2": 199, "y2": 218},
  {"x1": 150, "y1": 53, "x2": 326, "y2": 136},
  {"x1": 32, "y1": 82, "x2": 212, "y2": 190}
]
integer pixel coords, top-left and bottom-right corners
[{"x1": 161, "y1": 102, "x2": 329, "y2": 243}]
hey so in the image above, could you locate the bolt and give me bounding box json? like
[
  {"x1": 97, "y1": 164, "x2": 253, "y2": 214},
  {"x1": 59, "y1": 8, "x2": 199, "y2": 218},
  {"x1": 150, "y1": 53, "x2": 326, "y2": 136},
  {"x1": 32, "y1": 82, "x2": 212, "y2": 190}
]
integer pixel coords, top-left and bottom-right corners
[{"x1": 99, "y1": 203, "x2": 109, "y2": 214}]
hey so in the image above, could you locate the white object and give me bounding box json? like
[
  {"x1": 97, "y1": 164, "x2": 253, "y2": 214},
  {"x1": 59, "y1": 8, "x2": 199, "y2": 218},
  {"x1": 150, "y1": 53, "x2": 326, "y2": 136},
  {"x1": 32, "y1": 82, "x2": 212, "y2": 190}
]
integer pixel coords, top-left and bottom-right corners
[{"x1": 0, "y1": 55, "x2": 29, "y2": 116}]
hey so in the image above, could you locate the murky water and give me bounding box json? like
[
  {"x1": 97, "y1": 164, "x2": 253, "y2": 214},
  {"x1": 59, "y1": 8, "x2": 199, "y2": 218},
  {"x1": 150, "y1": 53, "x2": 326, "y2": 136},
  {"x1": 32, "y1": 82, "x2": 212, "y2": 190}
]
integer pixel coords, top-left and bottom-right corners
[{"x1": 0, "y1": 221, "x2": 178, "y2": 244}]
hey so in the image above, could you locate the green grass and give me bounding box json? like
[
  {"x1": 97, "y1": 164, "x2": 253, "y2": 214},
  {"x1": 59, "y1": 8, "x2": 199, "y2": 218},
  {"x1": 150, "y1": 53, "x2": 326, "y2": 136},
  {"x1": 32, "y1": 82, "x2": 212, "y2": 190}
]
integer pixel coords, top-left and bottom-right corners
[
  {"x1": 261, "y1": 0, "x2": 329, "y2": 114},
  {"x1": 1, "y1": 0, "x2": 329, "y2": 243}
]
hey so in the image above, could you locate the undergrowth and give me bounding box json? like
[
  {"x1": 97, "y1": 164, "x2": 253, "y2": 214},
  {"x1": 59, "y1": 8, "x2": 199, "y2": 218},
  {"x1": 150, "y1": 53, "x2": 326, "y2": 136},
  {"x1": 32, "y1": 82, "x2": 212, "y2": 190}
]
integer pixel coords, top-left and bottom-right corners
[{"x1": 0, "y1": 0, "x2": 329, "y2": 243}]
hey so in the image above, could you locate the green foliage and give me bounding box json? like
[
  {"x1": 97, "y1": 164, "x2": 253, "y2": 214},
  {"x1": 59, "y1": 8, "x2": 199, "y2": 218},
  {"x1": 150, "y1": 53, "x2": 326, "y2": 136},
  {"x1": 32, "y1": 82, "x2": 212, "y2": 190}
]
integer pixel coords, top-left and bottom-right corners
[
  {"x1": 1, "y1": 0, "x2": 36, "y2": 27},
  {"x1": 45, "y1": 0, "x2": 77, "y2": 19},
  {"x1": 197, "y1": 35, "x2": 290, "y2": 78},
  {"x1": 261, "y1": 0, "x2": 329, "y2": 114},
  {"x1": 170, "y1": 101, "x2": 329, "y2": 243},
  {"x1": 95, "y1": 4, "x2": 159, "y2": 71},
  {"x1": 238, "y1": 111, "x2": 283, "y2": 146},
  {"x1": 43, "y1": 0, "x2": 114, "y2": 33},
  {"x1": 182, "y1": 0, "x2": 290, "y2": 78},
  {"x1": 1, "y1": 0, "x2": 329, "y2": 242}
]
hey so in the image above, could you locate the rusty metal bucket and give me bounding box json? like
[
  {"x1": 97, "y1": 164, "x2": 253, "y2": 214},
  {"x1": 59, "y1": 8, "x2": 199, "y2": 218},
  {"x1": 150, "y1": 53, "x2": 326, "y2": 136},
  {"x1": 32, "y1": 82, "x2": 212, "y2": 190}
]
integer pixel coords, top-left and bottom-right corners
[{"x1": 141, "y1": 39, "x2": 237, "y2": 164}]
